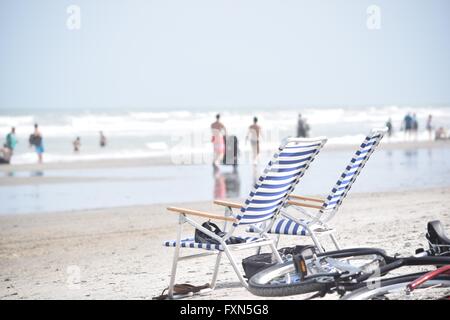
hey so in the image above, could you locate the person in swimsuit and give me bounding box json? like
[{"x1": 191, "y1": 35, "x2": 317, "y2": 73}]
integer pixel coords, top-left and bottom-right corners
[
  {"x1": 5, "y1": 127, "x2": 17, "y2": 155},
  {"x1": 403, "y1": 113, "x2": 413, "y2": 140},
  {"x1": 426, "y1": 114, "x2": 433, "y2": 141},
  {"x1": 30, "y1": 123, "x2": 44, "y2": 163},
  {"x1": 246, "y1": 117, "x2": 261, "y2": 164},
  {"x1": 99, "y1": 131, "x2": 107, "y2": 147},
  {"x1": 73, "y1": 137, "x2": 81, "y2": 153},
  {"x1": 210, "y1": 114, "x2": 226, "y2": 166}
]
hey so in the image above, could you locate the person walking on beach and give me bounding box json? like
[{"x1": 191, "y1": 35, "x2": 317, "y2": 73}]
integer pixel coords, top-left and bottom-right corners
[
  {"x1": 402, "y1": 113, "x2": 413, "y2": 140},
  {"x1": 73, "y1": 137, "x2": 81, "y2": 153},
  {"x1": 426, "y1": 114, "x2": 433, "y2": 141},
  {"x1": 385, "y1": 118, "x2": 393, "y2": 138},
  {"x1": 297, "y1": 113, "x2": 310, "y2": 138},
  {"x1": 29, "y1": 123, "x2": 44, "y2": 163},
  {"x1": 99, "y1": 131, "x2": 107, "y2": 147},
  {"x1": 211, "y1": 114, "x2": 226, "y2": 166},
  {"x1": 246, "y1": 117, "x2": 262, "y2": 164},
  {"x1": 5, "y1": 127, "x2": 17, "y2": 155}
]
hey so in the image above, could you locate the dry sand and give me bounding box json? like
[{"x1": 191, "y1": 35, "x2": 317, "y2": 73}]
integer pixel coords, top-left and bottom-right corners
[{"x1": 1, "y1": 187, "x2": 449, "y2": 300}]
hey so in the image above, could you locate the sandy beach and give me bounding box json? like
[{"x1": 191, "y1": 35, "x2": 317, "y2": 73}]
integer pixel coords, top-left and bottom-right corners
[
  {"x1": 2, "y1": 0, "x2": 450, "y2": 304},
  {"x1": 1, "y1": 185, "x2": 449, "y2": 300}
]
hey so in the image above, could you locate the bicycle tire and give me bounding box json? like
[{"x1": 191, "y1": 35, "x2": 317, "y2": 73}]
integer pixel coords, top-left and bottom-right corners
[
  {"x1": 248, "y1": 249, "x2": 387, "y2": 297},
  {"x1": 248, "y1": 261, "x2": 333, "y2": 297},
  {"x1": 343, "y1": 273, "x2": 450, "y2": 300}
]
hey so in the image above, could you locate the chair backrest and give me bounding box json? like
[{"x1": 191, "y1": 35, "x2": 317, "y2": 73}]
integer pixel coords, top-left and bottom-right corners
[
  {"x1": 320, "y1": 128, "x2": 387, "y2": 222},
  {"x1": 233, "y1": 136, "x2": 327, "y2": 227}
]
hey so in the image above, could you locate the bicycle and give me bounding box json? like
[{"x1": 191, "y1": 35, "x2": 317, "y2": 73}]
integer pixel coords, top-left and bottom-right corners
[{"x1": 248, "y1": 220, "x2": 450, "y2": 300}]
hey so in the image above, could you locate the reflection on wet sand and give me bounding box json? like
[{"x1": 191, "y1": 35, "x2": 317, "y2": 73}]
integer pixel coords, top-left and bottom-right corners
[
  {"x1": 31, "y1": 171, "x2": 44, "y2": 177},
  {"x1": 4, "y1": 170, "x2": 44, "y2": 178},
  {"x1": 404, "y1": 149, "x2": 418, "y2": 166},
  {"x1": 213, "y1": 166, "x2": 240, "y2": 199}
]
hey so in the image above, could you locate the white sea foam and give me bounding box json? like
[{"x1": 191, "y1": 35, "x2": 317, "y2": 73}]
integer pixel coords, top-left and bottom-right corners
[{"x1": 2, "y1": 106, "x2": 449, "y2": 164}]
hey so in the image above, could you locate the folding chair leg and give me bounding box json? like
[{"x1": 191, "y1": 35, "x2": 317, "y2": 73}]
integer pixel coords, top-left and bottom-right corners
[
  {"x1": 329, "y1": 233, "x2": 341, "y2": 250},
  {"x1": 275, "y1": 234, "x2": 281, "y2": 248},
  {"x1": 269, "y1": 241, "x2": 283, "y2": 263},
  {"x1": 168, "y1": 217, "x2": 184, "y2": 298},
  {"x1": 210, "y1": 252, "x2": 222, "y2": 289},
  {"x1": 222, "y1": 246, "x2": 249, "y2": 289},
  {"x1": 307, "y1": 228, "x2": 325, "y2": 253}
]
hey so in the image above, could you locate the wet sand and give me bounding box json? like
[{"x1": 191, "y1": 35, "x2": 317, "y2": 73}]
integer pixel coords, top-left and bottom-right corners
[
  {"x1": 1, "y1": 187, "x2": 449, "y2": 300},
  {"x1": 0, "y1": 139, "x2": 448, "y2": 173}
]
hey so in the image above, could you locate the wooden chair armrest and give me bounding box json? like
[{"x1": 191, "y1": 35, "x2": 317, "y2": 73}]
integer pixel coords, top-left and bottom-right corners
[
  {"x1": 213, "y1": 199, "x2": 243, "y2": 209},
  {"x1": 167, "y1": 206, "x2": 237, "y2": 222},
  {"x1": 289, "y1": 194, "x2": 325, "y2": 203},
  {"x1": 287, "y1": 200, "x2": 323, "y2": 210}
]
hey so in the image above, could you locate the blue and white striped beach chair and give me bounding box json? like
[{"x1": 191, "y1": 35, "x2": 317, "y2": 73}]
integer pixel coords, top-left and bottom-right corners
[
  {"x1": 163, "y1": 136, "x2": 327, "y2": 298},
  {"x1": 247, "y1": 128, "x2": 387, "y2": 252}
]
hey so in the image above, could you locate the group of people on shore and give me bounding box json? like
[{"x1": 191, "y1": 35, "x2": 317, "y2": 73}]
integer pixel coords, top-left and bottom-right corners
[
  {"x1": 210, "y1": 113, "x2": 310, "y2": 166},
  {"x1": 0, "y1": 124, "x2": 43, "y2": 164},
  {"x1": 0, "y1": 127, "x2": 17, "y2": 164},
  {"x1": 385, "y1": 113, "x2": 448, "y2": 141},
  {"x1": 0, "y1": 125, "x2": 108, "y2": 164}
]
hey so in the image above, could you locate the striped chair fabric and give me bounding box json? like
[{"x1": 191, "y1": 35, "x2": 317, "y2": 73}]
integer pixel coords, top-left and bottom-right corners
[
  {"x1": 163, "y1": 137, "x2": 326, "y2": 250},
  {"x1": 234, "y1": 140, "x2": 326, "y2": 227},
  {"x1": 164, "y1": 236, "x2": 262, "y2": 251},
  {"x1": 246, "y1": 128, "x2": 386, "y2": 234},
  {"x1": 320, "y1": 129, "x2": 386, "y2": 216},
  {"x1": 247, "y1": 218, "x2": 308, "y2": 236}
]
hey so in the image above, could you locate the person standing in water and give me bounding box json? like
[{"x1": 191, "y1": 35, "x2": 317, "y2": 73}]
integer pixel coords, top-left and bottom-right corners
[
  {"x1": 246, "y1": 117, "x2": 261, "y2": 164},
  {"x1": 99, "y1": 131, "x2": 107, "y2": 147},
  {"x1": 297, "y1": 113, "x2": 310, "y2": 138},
  {"x1": 5, "y1": 127, "x2": 17, "y2": 155},
  {"x1": 385, "y1": 118, "x2": 393, "y2": 138},
  {"x1": 403, "y1": 113, "x2": 413, "y2": 140},
  {"x1": 210, "y1": 114, "x2": 226, "y2": 166},
  {"x1": 29, "y1": 123, "x2": 44, "y2": 163},
  {"x1": 426, "y1": 114, "x2": 433, "y2": 141},
  {"x1": 73, "y1": 137, "x2": 81, "y2": 153}
]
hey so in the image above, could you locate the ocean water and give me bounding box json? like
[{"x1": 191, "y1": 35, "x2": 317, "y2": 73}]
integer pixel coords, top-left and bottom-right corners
[
  {"x1": 1, "y1": 105, "x2": 450, "y2": 165},
  {"x1": 1, "y1": 147, "x2": 450, "y2": 214}
]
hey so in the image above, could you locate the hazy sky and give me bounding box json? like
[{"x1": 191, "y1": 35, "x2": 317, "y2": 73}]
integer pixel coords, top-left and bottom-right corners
[{"x1": 1, "y1": 0, "x2": 450, "y2": 110}]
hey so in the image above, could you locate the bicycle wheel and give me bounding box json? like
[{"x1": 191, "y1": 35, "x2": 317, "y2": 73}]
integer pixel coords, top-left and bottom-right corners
[
  {"x1": 248, "y1": 260, "x2": 334, "y2": 297},
  {"x1": 248, "y1": 251, "x2": 386, "y2": 297},
  {"x1": 343, "y1": 273, "x2": 450, "y2": 300}
]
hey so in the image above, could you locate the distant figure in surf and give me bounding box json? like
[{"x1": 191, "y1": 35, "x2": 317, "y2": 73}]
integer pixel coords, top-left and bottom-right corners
[
  {"x1": 246, "y1": 116, "x2": 261, "y2": 164},
  {"x1": 385, "y1": 118, "x2": 393, "y2": 138},
  {"x1": 5, "y1": 127, "x2": 17, "y2": 155},
  {"x1": 435, "y1": 127, "x2": 448, "y2": 140},
  {"x1": 426, "y1": 114, "x2": 433, "y2": 141},
  {"x1": 29, "y1": 123, "x2": 44, "y2": 163},
  {"x1": 402, "y1": 113, "x2": 413, "y2": 140},
  {"x1": 99, "y1": 131, "x2": 107, "y2": 147},
  {"x1": 0, "y1": 145, "x2": 12, "y2": 164},
  {"x1": 73, "y1": 137, "x2": 81, "y2": 153},
  {"x1": 297, "y1": 113, "x2": 310, "y2": 138},
  {"x1": 211, "y1": 114, "x2": 227, "y2": 167}
]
